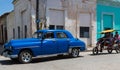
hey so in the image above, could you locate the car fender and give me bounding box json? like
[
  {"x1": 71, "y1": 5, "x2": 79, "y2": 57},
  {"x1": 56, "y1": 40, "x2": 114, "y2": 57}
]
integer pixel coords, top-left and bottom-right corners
[{"x1": 68, "y1": 46, "x2": 80, "y2": 53}]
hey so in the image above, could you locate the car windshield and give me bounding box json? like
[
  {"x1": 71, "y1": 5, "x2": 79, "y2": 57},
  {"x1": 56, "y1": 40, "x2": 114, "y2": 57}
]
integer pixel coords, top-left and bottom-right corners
[{"x1": 32, "y1": 32, "x2": 43, "y2": 38}]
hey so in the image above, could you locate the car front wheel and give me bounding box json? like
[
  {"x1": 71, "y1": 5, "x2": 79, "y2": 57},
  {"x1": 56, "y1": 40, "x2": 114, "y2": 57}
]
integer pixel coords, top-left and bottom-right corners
[{"x1": 18, "y1": 50, "x2": 32, "y2": 64}]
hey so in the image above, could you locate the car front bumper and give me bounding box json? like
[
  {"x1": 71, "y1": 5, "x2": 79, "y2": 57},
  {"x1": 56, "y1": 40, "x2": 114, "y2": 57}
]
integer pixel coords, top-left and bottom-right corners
[{"x1": 1, "y1": 50, "x2": 18, "y2": 58}]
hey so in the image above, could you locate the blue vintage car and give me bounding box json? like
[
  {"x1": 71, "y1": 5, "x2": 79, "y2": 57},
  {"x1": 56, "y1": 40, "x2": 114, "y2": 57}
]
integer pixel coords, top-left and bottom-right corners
[{"x1": 2, "y1": 30, "x2": 86, "y2": 63}]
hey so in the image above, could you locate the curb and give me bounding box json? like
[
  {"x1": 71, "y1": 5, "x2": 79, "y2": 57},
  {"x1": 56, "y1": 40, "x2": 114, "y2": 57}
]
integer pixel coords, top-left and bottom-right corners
[{"x1": 85, "y1": 48, "x2": 93, "y2": 52}]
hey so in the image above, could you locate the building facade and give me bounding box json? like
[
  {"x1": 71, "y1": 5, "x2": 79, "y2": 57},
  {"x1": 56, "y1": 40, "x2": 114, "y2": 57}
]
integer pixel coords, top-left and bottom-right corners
[
  {"x1": 7, "y1": 11, "x2": 15, "y2": 41},
  {"x1": 9, "y1": 0, "x2": 96, "y2": 47},
  {"x1": 97, "y1": 0, "x2": 120, "y2": 39},
  {"x1": 13, "y1": 0, "x2": 35, "y2": 39},
  {"x1": 0, "y1": 13, "x2": 9, "y2": 44}
]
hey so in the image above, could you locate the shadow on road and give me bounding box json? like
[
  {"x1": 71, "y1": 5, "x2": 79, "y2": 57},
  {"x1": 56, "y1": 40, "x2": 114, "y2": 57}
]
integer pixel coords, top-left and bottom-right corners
[
  {"x1": 0, "y1": 59, "x2": 20, "y2": 65},
  {"x1": 0, "y1": 55, "x2": 84, "y2": 65},
  {"x1": 89, "y1": 52, "x2": 118, "y2": 56}
]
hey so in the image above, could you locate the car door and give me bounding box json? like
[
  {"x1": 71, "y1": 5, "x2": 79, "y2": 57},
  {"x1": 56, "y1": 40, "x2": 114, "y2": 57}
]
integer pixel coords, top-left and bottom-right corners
[
  {"x1": 56, "y1": 32, "x2": 69, "y2": 53},
  {"x1": 42, "y1": 32, "x2": 57, "y2": 55}
]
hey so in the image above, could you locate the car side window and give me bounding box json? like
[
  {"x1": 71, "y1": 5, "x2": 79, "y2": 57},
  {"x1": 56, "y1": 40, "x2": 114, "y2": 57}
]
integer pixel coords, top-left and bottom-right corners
[
  {"x1": 44, "y1": 32, "x2": 54, "y2": 39},
  {"x1": 56, "y1": 32, "x2": 68, "y2": 38}
]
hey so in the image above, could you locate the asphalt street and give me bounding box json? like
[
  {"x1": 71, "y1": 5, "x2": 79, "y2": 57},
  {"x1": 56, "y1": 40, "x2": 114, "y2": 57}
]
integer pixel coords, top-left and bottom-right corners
[{"x1": 0, "y1": 50, "x2": 120, "y2": 70}]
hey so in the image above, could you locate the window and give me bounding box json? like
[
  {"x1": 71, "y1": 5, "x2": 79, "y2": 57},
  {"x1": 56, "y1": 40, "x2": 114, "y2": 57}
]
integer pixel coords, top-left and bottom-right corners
[
  {"x1": 56, "y1": 32, "x2": 68, "y2": 38},
  {"x1": 18, "y1": 26, "x2": 20, "y2": 38},
  {"x1": 80, "y1": 27, "x2": 89, "y2": 38},
  {"x1": 13, "y1": 28, "x2": 15, "y2": 39},
  {"x1": 49, "y1": 25, "x2": 55, "y2": 30},
  {"x1": 44, "y1": 32, "x2": 54, "y2": 39},
  {"x1": 56, "y1": 25, "x2": 64, "y2": 30},
  {"x1": 25, "y1": 25, "x2": 27, "y2": 38}
]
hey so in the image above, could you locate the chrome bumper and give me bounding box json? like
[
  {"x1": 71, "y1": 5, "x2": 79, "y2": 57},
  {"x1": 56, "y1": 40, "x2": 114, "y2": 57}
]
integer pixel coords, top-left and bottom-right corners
[{"x1": 2, "y1": 51, "x2": 18, "y2": 58}]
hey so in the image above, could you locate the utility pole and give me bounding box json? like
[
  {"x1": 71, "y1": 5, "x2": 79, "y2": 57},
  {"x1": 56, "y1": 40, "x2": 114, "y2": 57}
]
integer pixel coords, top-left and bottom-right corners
[
  {"x1": 75, "y1": 4, "x2": 78, "y2": 38},
  {"x1": 44, "y1": 0, "x2": 47, "y2": 29},
  {"x1": 36, "y1": 0, "x2": 40, "y2": 37}
]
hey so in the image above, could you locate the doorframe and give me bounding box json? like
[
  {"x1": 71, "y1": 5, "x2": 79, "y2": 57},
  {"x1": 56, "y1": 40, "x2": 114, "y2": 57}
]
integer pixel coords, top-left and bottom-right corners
[{"x1": 101, "y1": 12, "x2": 115, "y2": 31}]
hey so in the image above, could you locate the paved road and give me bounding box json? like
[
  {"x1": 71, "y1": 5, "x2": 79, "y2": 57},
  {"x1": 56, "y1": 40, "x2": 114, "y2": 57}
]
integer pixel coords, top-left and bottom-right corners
[{"x1": 0, "y1": 51, "x2": 120, "y2": 70}]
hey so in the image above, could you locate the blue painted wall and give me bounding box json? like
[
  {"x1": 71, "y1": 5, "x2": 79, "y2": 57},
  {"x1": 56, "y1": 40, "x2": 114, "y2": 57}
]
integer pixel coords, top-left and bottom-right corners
[{"x1": 97, "y1": 4, "x2": 120, "y2": 39}]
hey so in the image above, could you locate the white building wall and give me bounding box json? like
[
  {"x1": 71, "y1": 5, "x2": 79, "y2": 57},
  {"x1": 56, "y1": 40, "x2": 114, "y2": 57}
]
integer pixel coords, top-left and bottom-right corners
[
  {"x1": 79, "y1": 13, "x2": 91, "y2": 26},
  {"x1": 49, "y1": 9, "x2": 64, "y2": 25},
  {"x1": 78, "y1": 13, "x2": 91, "y2": 46},
  {"x1": 7, "y1": 12, "x2": 15, "y2": 41},
  {"x1": 47, "y1": 0, "x2": 63, "y2": 9},
  {"x1": 46, "y1": 0, "x2": 64, "y2": 29},
  {"x1": 64, "y1": 0, "x2": 96, "y2": 47},
  {"x1": 14, "y1": 0, "x2": 33, "y2": 39}
]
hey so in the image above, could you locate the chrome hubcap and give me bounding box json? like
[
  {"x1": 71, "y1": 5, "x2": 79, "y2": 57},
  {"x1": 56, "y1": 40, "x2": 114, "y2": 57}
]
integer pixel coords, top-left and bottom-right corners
[
  {"x1": 22, "y1": 52, "x2": 31, "y2": 62},
  {"x1": 72, "y1": 49, "x2": 79, "y2": 57}
]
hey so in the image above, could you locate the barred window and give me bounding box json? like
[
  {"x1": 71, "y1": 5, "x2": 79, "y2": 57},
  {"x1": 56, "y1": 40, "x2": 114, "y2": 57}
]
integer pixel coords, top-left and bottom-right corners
[
  {"x1": 80, "y1": 27, "x2": 89, "y2": 38},
  {"x1": 18, "y1": 26, "x2": 20, "y2": 38}
]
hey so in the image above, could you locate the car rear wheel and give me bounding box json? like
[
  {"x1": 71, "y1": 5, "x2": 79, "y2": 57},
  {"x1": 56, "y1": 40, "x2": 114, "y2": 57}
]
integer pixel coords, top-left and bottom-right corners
[
  {"x1": 18, "y1": 50, "x2": 32, "y2": 64},
  {"x1": 71, "y1": 48, "x2": 79, "y2": 58},
  {"x1": 115, "y1": 46, "x2": 120, "y2": 53}
]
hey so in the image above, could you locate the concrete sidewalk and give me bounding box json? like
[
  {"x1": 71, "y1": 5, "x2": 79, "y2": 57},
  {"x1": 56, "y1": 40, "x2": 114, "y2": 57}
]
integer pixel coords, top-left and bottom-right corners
[{"x1": 85, "y1": 47, "x2": 93, "y2": 52}]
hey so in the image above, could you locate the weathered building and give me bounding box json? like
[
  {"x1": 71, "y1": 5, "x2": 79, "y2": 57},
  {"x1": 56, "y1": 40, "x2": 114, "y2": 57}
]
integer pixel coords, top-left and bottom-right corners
[
  {"x1": 11, "y1": 0, "x2": 96, "y2": 47},
  {"x1": 7, "y1": 11, "x2": 15, "y2": 41},
  {"x1": 0, "y1": 13, "x2": 9, "y2": 44},
  {"x1": 62, "y1": 0, "x2": 96, "y2": 47},
  {"x1": 13, "y1": 0, "x2": 35, "y2": 39}
]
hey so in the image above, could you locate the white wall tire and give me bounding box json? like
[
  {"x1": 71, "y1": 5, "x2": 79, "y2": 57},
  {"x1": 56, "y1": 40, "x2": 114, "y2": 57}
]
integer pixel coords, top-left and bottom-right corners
[
  {"x1": 19, "y1": 50, "x2": 32, "y2": 64},
  {"x1": 71, "y1": 48, "x2": 79, "y2": 58}
]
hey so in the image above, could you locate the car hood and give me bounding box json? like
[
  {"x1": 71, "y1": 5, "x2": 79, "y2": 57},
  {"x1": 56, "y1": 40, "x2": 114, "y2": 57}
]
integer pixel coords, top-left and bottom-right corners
[
  {"x1": 10, "y1": 38, "x2": 40, "y2": 43},
  {"x1": 4, "y1": 38, "x2": 41, "y2": 49}
]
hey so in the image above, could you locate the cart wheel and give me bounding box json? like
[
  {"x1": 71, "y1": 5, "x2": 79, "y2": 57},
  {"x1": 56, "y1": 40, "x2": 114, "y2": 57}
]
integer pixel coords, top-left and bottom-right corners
[
  {"x1": 115, "y1": 47, "x2": 120, "y2": 53},
  {"x1": 92, "y1": 47, "x2": 98, "y2": 55},
  {"x1": 107, "y1": 49, "x2": 113, "y2": 54}
]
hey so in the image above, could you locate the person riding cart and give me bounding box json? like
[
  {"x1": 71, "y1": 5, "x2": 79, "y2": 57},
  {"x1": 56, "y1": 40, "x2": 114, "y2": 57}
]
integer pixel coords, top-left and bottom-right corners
[{"x1": 93, "y1": 29, "x2": 120, "y2": 55}]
